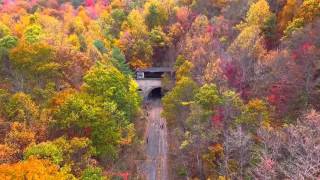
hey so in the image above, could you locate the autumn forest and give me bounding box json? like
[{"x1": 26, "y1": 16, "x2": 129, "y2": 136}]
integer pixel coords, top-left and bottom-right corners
[{"x1": 0, "y1": 0, "x2": 319, "y2": 179}]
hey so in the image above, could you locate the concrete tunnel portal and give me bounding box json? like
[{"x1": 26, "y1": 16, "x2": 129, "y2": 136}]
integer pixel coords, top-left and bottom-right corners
[{"x1": 135, "y1": 67, "x2": 173, "y2": 100}]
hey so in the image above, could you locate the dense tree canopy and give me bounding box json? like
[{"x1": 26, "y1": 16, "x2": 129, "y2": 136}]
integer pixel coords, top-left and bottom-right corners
[{"x1": 0, "y1": 0, "x2": 319, "y2": 179}]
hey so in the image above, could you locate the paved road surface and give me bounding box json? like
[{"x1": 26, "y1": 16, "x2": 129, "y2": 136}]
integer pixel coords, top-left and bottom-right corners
[{"x1": 143, "y1": 99, "x2": 168, "y2": 180}]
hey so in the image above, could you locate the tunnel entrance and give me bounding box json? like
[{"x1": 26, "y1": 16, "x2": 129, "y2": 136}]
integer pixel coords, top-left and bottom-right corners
[{"x1": 148, "y1": 87, "x2": 163, "y2": 99}]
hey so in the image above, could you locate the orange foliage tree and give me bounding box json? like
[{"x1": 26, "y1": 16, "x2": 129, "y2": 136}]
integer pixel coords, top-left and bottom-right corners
[{"x1": 0, "y1": 157, "x2": 75, "y2": 180}]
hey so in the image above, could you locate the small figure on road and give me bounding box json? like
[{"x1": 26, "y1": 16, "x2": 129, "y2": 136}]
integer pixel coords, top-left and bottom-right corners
[
  {"x1": 146, "y1": 102, "x2": 150, "y2": 109},
  {"x1": 146, "y1": 137, "x2": 149, "y2": 144},
  {"x1": 160, "y1": 124, "x2": 164, "y2": 129}
]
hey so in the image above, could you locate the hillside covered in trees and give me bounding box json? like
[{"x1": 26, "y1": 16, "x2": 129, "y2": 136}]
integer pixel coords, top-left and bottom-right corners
[{"x1": 0, "y1": 0, "x2": 319, "y2": 179}]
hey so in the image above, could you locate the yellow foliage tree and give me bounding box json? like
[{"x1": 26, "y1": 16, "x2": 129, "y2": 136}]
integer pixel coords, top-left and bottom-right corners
[
  {"x1": 237, "y1": 99, "x2": 272, "y2": 131},
  {"x1": 0, "y1": 157, "x2": 75, "y2": 180},
  {"x1": 241, "y1": 0, "x2": 272, "y2": 27},
  {"x1": 277, "y1": 0, "x2": 299, "y2": 33},
  {"x1": 296, "y1": 0, "x2": 320, "y2": 23}
]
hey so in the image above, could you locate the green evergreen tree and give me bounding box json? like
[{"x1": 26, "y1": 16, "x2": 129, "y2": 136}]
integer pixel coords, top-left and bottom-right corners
[{"x1": 111, "y1": 47, "x2": 133, "y2": 77}]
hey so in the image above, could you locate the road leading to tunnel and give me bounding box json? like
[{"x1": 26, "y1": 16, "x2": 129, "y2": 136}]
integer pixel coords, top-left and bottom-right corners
[{"x1": 143, "y1": 99, "x2": 168, "y2": 180}]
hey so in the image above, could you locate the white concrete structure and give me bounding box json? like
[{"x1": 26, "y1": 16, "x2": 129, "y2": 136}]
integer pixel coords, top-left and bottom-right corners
[
  {"x1": 135, "y1": 67, "x2": 173, "y2": 99},
  {"x1": 136, "y1": 79, "x2": 162, "y2": 99}
]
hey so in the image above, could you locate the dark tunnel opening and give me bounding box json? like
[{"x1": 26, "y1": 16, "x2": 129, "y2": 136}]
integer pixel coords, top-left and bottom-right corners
[{"x1": 148, "y1": 87, "x2": 163, "y2": 99}]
